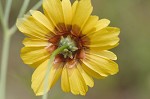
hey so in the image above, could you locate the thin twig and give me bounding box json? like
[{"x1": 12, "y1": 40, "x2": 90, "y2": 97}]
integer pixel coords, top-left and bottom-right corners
[
  {"x1": 27, "y1": 0, "x2": 43, "y2": 14},
  {"x1": 0, "y1": 0, "x2": 7, "y2": 34},
  {"x1": 17, "y1": 0, "x2": 30, "y2": 18},
  {"x1": 4, "y1": 0, "x2": 12, "y2": 26},
  {"x1": 0, "y1": 0, "x2": 3, "y2": 23}
]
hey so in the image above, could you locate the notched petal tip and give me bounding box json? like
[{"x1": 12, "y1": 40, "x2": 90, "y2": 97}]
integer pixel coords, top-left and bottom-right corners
[
  {"x1": 109, "y1": 27, "x2": 120, "y2": 35},
  {"x1": 107, "y1": 60, "x2": 119, "y2": 75},
  {"x1": 33, "y1": 89, "x2": 44, "y2": 96},
  {"x1": 31, "y1": 84, "x2": 48, "y2": 96},
  {"x1": 29, "y1": 10, "x2": 36, "y2": 14},
  {"x1": 16, "y1": 16, "x2": 29, "y2": 31}
]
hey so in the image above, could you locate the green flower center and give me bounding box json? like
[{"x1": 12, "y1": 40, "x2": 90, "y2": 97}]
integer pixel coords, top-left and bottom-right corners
[{"x1": 59, "y1": 36, "x2": 78, "y2": 59}]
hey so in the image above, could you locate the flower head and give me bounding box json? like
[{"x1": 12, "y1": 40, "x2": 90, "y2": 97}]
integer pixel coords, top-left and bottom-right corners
[{"x1": 17, "y1": 0, "x2": 120, "y2": 96}]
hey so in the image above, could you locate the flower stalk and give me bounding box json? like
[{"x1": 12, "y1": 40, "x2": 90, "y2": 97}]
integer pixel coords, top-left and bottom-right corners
[{"x1": 42, "y1": 45, "x2": 69, "y2": 99}]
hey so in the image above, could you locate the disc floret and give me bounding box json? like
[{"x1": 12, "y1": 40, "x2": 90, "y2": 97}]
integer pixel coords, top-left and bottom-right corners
[{"x1": 59, "y1": 36, "x2": 78, "y2": 58}]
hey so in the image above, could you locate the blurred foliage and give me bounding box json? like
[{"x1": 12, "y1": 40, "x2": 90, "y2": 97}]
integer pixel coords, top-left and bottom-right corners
[{"x1": 0, "y1": 0, "x2": 150, "y2": 99}]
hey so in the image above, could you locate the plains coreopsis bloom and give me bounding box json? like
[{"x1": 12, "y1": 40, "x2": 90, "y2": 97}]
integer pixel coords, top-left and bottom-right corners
[{"x1": 17, "y1": 0, "x2": 120, "y2": 96}]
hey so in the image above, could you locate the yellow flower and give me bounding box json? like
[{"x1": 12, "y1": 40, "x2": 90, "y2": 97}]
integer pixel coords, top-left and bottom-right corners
[{"x1": 16, "y1": 0, "x2": 120, "y2": 96}]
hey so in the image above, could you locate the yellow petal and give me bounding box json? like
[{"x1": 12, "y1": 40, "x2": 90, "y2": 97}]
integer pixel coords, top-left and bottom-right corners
[
  {"x1": 81, "y1": 59, "x2": 108, "y2": 77},
  {"x1": 72, "y1": 0, "x2": 78, "y2": 18},
  {"x1": 81, "y1": 52, "x2": 119, "y2": 78},
  {"x1": 16, "y1": 16, "x2": 50, "y2": 40},
  {"x1": 72, "y1": 0, "x2": 93, "y2": 34},
  {"x1": 68, "y1": 66, "x2": 88, "y2": 95},
  {"x1": 29, "y1": 56, "x2": 49, "y2": 68},
  {"x1": 32, "y1": 59, "x2": 63, "y2": 96},
  {"x1": 81, "y1": 16, "x2": 99, "y2": 35},
  {"x1": 23, "y1": 38, "x2": 49, "y2": 47},
  {"x1": 80, "y1": 60, "x2": 105, "y2": 79},
  {"x1": 95, "y1": 19, "x2": 110, "y2": 32},
  {"x1": 83, "y1": 19, "x2": 110, "y2": 37},
  {"x1": 62, "y1": 0, "x2": 72, "y2": 26},
  {"x1": 87, "y1": 50, "x2": 117, "y2": 60},
  {"x1": 77, "y1": 63, "x2": 94, "y2": 87},
  {"x1": 30, "y1": 10, "x2": 55, "y2": 34},
  {"x1": 43, "y1": 0, "x2": 64, "y2": 31},
  {"x1": 21, "y1": 47, "x2": 50, "y2": 65},
  {"x1": 84, "y1": 27, "x2": 120, "y2": 50},
  {"x1": 61, "y1": 64, "x2": 70, "y2": 92}
]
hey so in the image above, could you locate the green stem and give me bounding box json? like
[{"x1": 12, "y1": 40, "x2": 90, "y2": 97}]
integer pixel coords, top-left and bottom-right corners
[
  {"x1": 30, "y1": 0, "x2": 42, "y2": 10},
  {"x1": 42, "y1": 45, "x2": 68, "y2": 99},
  {"x1": 0, "y1": 34, "x2": 11, "y2": 99},
  {"x1": 4, "y1": 0, "x2": 12, "y2": 25},
  {"x1": 0, "y1": 1, "x2": 11, "y2": 99},
  {"x1": 17, "y1": 0, "x2": 30, "y2": 18},
  {"x1": 26, "y1": 0, "x2": 42, "y2": 15},
  {"x1": 0, "y1": 0, "x2": 3, "y2": 22},
  {"x1": 0, "y1": 0, "x2": 7, "y2": 34}
]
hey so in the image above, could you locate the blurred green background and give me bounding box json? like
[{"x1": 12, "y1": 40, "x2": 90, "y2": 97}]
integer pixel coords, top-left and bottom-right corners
[{"x1": 0, "y1": 0, "x2": 150, "y2": 99}]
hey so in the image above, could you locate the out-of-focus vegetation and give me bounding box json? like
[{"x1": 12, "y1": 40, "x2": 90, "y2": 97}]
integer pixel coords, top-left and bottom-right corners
[{"x1": 0, "y1": 0, "x2": 150, "y2": 99}]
